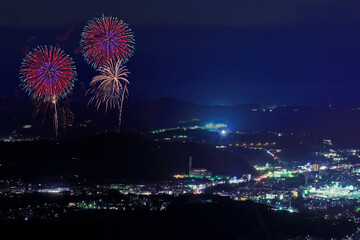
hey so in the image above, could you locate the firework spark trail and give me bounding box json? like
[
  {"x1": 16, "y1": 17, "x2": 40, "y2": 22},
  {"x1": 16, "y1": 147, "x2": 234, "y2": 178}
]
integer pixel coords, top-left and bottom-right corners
[
  {"x1": 33, "y1": 101, "x2": 74, "y2": 132},
  {"x1": 118, "y1": 84, "x2": 128, "y2": 131},
  {"x1": 81, "y1": 15, "x2": 135, "y2": 69},
  {"x1": 87, "y1": 59, "x2": 130, "y2": 131},
  {"x1": 53, "y1": 97, "x2": 58, "y2": 137}
]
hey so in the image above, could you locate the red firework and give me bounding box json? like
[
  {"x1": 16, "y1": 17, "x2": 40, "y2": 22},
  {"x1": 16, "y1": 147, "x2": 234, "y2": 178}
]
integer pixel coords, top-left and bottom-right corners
[
  {"x1": 20, "y1": 45, "x2": 77, "y2": 102},
  {"x1": 80, "y1": 15, "x2": 135, "y2": 68}
]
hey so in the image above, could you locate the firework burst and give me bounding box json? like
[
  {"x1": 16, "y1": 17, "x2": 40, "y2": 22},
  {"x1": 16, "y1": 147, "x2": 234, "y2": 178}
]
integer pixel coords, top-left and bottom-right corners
[
  {"x1": 80, "y1": 15, "x2": 135, "y2": 69},
  {"x1": 20, "y1": 45, "x2": 77, "y2": 102},
  {"x1": 87, "y1": 59, "x2": 130, "y2": 131},
  {"x1": 20, "y1": 45, "x2": 77, "y2": 137}
]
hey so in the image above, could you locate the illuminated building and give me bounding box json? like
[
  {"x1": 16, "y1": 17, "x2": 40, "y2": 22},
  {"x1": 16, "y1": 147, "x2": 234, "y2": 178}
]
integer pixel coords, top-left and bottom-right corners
[
  {"x1": 215, "y1": 145, "x2": 227, "y2": 149},
  {"x1": 188, "y1": 156, "x2": 212, "y2": 178},
  {"x1": 293, "y1": 190, "x2": 298, "y2": 198},
  {"x1": 242, "y1": 174, "x2": 252, "y2": 181},
  {"x1": 229, "y1": 176, "x2": 244, "y2": 184},
  {"x1": 265, "y1": 162, "x2": 270, "y2": 169},
  {"x1": 303, "y1": 183, "x2": 359, "y2": 199},
  {"x1": 189, "y1": 168, "x2": 212, "y2": 178},
  {"x1": 37, "y1": 187, "x2": 70, "y2": 194},
  {"x1": 322, "y1": 139, "x2": 333, "y2": 146},
  {"x1": 312, "y1": 164, "x2": 319, "y2": 172},
  {"x1": 266, "y1": 193, "x2": 276, "y2": 199}
]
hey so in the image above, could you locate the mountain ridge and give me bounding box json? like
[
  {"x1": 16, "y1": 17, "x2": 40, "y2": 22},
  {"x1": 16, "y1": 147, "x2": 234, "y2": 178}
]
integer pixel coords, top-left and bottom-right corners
[{"x1": 2, "y1": 97, "x2": 360, "y2": 137}]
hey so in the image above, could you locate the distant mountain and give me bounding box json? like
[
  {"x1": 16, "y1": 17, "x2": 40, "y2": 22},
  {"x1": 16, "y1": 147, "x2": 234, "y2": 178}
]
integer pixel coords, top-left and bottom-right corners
[
  {"x1": 123, "y1": 97, "x2": 360, "y2": 132},
  {"x1": 2, "y1": 97, "x2": 360, "y2": 137},
  {"x1": 0, "y1": 133, "x2": 255, "y2": 182}
]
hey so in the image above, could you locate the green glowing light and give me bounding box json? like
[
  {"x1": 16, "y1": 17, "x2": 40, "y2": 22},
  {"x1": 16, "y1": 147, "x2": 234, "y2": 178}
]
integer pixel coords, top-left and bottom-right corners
[
  {"x1": 173, "y1": 135, "x2": 188, "y2": 139},
  {"x1": 204, "y1": 123, "x2": 227, "y2": 130}
]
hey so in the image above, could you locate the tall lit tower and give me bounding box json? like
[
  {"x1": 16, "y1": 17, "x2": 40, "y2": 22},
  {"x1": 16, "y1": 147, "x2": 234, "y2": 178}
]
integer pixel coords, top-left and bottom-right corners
[{"x1": 189, "y1": 156, "x2": 192, "y2": 175}]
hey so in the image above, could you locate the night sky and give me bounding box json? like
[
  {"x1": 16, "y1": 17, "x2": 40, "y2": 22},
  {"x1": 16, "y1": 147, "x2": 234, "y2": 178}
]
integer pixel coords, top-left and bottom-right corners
[{"x1": 1, "y1": 0, "x2": 360, "y2": 106}]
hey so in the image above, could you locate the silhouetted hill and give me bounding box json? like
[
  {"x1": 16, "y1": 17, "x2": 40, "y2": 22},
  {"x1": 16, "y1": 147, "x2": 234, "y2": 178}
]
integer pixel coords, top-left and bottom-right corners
[
  {"x1": 0, "y1": 195, "x2": 355, "y2": 240},
  {"x1": 0, "y1": 133, "x2": 255, "y2": 182},
  {"x1": 3, "y1": 97, "x2": 360, "y2": 137}
]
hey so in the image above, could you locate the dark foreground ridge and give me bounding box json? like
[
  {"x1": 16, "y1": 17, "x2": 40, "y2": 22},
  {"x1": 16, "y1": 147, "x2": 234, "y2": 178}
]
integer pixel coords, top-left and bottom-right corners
[
  {"x1": 0, "y1": 195, "x2": 355, "y2": 240},
  {"x1": 0, "y1": 133, "x2": 255, "y2": 182}
]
